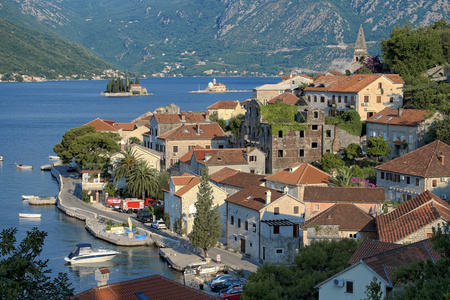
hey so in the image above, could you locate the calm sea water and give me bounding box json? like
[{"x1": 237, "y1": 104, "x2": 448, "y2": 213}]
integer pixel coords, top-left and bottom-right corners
[{"x1": 0, "y1": 77, "x2": 277, "y2": 293}]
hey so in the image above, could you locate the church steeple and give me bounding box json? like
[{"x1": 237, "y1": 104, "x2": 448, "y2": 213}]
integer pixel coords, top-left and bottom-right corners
[{"x1": 353, "y1": 24, "x2": 369, "y2": 63}]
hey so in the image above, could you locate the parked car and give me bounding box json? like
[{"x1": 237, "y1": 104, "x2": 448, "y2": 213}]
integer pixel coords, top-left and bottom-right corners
[
  {"x1": 211, "y1": 278, "x2": 246, "y2": 293},
  {"x1": 209, "y1": 274, "x2": 236, "y2": 286},
  {"x1": 151, "y1": 220, "x2": 166, "y2": 230},
  {"x1": 137, "y1": 210, "x2": 152, "y2": 223},
  {"x1": 218, "y1": 284, "x2": 243, "y2": 295},
  {"x1": 219, "y1": 286, "x2": 243, "y2": 300}
]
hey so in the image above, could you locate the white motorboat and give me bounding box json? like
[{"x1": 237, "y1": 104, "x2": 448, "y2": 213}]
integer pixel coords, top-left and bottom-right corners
[
  {"x1": 64, "y1": 243, "x2": 120, "y2": 264},
  {"x1": 19, "y1": 213, "x2": 41, "y2": 218},
  {"x1": 15, "y1": 163, "x2": 33, "y2": 169},
  {"x1": 22, "y1": 195, "x2": 38, "y2": 200},
  {"x1": 49, "y1": 155, "x2": 59, "y2": 160}
]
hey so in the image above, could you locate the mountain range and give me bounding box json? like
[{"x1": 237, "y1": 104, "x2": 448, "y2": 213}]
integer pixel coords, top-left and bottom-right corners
[{"x1": 1, "y1": 0, "x2": 449, "y2": 76}]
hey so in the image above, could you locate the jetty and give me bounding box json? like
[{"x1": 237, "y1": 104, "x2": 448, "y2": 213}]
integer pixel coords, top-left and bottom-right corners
[
  {"x1": 41, "y1": 164, "x2": 52, "y2": 171},
  {"x1": 28, "y1": 196, "x2": 57, "y2": 205}
]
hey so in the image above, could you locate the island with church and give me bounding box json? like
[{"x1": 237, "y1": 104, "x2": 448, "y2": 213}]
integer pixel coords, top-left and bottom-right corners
[
  {"x1": 189, "y1": 78, "x2": 250, "y2": 93},
  {"x1": 101, "y1": 77, "x2": 151, "y2": 97}
]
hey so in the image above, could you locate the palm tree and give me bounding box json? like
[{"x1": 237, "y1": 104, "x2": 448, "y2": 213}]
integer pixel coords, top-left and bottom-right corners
[
  {"x1": 113, "y1": 147, "x2": 141, "y2": 183},
  {"x1": 126, "y1": 161, "x2": 160, "y2": 199},
  {"x1": 328, "y1": 167, "x2": 357, "y2": 187}
]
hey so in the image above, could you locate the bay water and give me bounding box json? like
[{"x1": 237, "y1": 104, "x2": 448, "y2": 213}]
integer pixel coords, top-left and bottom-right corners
[{"x1": 0, "y1": 77, "x2": 276, "y2": 293}]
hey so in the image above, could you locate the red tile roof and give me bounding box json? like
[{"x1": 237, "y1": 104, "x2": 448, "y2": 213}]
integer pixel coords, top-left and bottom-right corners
[
  {"x1": 348, "y1": 240, "x2": 403, "y2": 264},
  {"x1": 74, "y1": 274, "x2": 217, "y2": 300},
  {"x1": 171, "y1": 175, "x2": 201, "y2": 197},
  {"x1": 84, "y1": 118, "x2": 117, "y2": 131},
  {"x1": 303, "y1": 186, "x2": 385, "y2": 203},
  {"x1": 267, "y1": 92, "x2": 299, "y2": 105},
  {"x1": 158, "y1": 123, "x2": 227, "y2": 141},
  {"x1": 207, "y1": 100, "x2": 239, "y2": 110},
  {"x1": 201, "y1": 149, "x2": 248, "y2": 166},
  {"x1": 305, "y1": 74, "x2": 404, "y2": 93},
  {"x1": 366, "y1": 108, "x2": 429, "y2": 126},
  {"x1": 377, "y1": 190, "x2": 450, "y2": 243},
  {"x1": 210, "y1": 167, "x2": 240, "y2": 183},
  {"x1": 153, "y1": 112, "x2": 208, "y2": 124},
  {"x1": 216, "y1": 172, "x2": 266, "y2": 189},
  {"x1": 265, "y1": 163, "x2": 330, "y2": 186},
  {"x1": 375, "y1": 140, "x2": 450, "y2": 177},
  {"x1": 113, "y1": 122, "x2": 137, "y2": 131},
  {"x1": 226, "y1": 185, "x2": 284, "y2": 211},
  {"x1": 178, "y1": 146, "x2": 205, "y2": 163},
  {"x1": 301, "y1": 203, "x2": 376, "y2": 231}
]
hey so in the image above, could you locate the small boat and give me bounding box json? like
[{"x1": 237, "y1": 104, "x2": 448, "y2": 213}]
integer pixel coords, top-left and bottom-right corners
[
  {"x1": 19, "y1": 213, "x2": 41, "y2": 218},
  {"x1": 22, "y1": 195, "x2": 38, "y2": 200},
  {"x1": 48, "y1": 155, "x2": 59, "y2": 160},
  {"x1": 64, "y1": 243, "x2": 120, "y2": 264},
  {"x1": 0, "y1": 155, "x2": 3, "y2": 161},
  {"x1": 15, "y1": 163, "x2": 33, "y2": 169}
]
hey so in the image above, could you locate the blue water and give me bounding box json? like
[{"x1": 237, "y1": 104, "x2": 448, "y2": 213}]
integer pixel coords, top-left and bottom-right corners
[{"x1": 0, "y1": 77, "x2": 277, "y2": 293}]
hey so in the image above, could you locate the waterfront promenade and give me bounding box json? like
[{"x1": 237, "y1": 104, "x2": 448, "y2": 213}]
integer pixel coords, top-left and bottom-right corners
[{"x1": 52, "y1": 165, "x2": 261, "y2": 275}]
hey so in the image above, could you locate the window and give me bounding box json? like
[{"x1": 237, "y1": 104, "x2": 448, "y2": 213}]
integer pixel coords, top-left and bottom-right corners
[
  {"x1": 377, "y1": 96, "x2": 382, "y2": 103},
  {"x1": 332, "y1": 95, "x2": 335, "y2": 101},
  {"x1": 346, "y1": 281, "x2": 354, "y2": 294},
  {"x1": 173, "y1": 145, "x2": 178, "y2": 153},
  {"x1": 351, "y1": 96, "x2": 354, "y2": 103},
  {"x1": 433, "y1": 180, "x2": 438, "y2": 187},
  {"x1": 273, "y1": 226, "x2": 280, "y2": 234},
  {"x1": 274, "y1": 207, "x2": 280, "y2": 215},
  {"x1": 294, "y1": 206, "x2": 299, "y2": 214},
  {"x1": 338, "y1": 96, "x2": 342, "y2": 103},
  {"x1": 314, "y1": 96, "x2": 317, "y2": 102},
  {"x1": 320, "y1": 96, "x2": 325, "y2": 103},
  {"x1": 381, "y1": 172, "x2": 385, "y2": 179},
  {"x1": 312, "y1": 125, "x2": 318, "y2": 131},
  {"x1": 311, "y1": 142, "x2": 318, "y2": 149},
  {"x1": 378, "y1": 82, "x2": 382, "y2": 89},
  {"x1": 406, "y1": 177, "x2": 410, "y2": 184},
  {"x1": 299, "y1": 149, "x2": 305, "y2": 157},
  {"x1": 238, "y1": 218, "x2": 241, "y2": 228},
  {"x1": 278, "y1": 150, "x2": 284, "y2": 157},
  {"x1": 275, "y1": 248, "x2": 283, "y2": 254},
  {"x1": 344, "y1": 96, "x2": 348, "y2": 103},
  {"x1": 313, "y1": 111, "x2": 319, "y2": 118},
  {"x1": 250, "y1": 169, "x2": 255, "y2": 174},
  {"x1": 249, "y1": 156, "x2": 257, "y2": 162},
  {"x1": 245, "y1": 221, "x2": 249, "y2": 230},
  {"x1": 314, "y1": 204, "x2": 320, "y2": 211},
  {"x1": 253, "y1": 223, "x2": 256, "y2": 232},
  {"x1": 218, "y1": 145, "x2": 224, "y2": 149},
  {"x1": 278, "y1": 130, "x2": 283, "y2": 138},
  {"x1": 364, "y1": 96, "x2": 369, "y2": 103},
  {"x1": 308, "y1": 96, "x2": 311, "y2": 102},
  {"x1": 231, "y1": 216, "x2": 234, "y2": 225},
  {"x1": 326, "y1": 130, "x2": 331, "y2": 138},
  {"x1": 416, "y1": 178, "x2": 420, "y2": 186},
  {"x1": 299, "y1": 130, "x2": 305, "y2": 138},
  {"x1": 205, "y1": 145, "x2": 211, "y2": 149},
  {"x1": 390, "y1": 97, "x2": 394, "y2": 103}
]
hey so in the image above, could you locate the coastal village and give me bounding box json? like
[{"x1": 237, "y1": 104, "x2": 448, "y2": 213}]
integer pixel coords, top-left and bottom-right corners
[{"x1": 41, "y1": 25, "x2": 450, "y2": 300}]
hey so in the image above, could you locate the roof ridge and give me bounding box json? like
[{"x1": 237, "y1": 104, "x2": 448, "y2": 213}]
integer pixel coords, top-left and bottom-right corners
[
  {"x1": 295, "y1": 164, "x2": 308, "y2": 185},
  {"x1": 424, "y1": 141, "x2": 440, "y2": 177}
]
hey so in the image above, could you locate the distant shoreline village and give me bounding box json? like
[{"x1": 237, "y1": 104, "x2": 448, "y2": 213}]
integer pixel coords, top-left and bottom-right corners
[{"x1": 189, "y1": 78, "x2": 250, "y2": 93}]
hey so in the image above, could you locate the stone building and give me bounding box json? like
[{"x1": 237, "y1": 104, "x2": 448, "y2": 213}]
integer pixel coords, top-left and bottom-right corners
[
  {"x1": 207, "y1": 100, "x2": 245, "y2": 121},
  {"x1": 351, "y1": 25, "x2": 370, "y2": 73},
  {"x1": 226, "y1": 186, "x2": 304, "y2": 264},
  {"x1": 377, "y1": 190, "x2": 450, "y2": 244},
  {"x1": 375, "y1": 140, "x2": 450, "y2": 202},
  {"x1": 304, "y1": 74, "x2": 404, "y2": 121},
  {"x1": 366, "y1": 108, "x2": 442, "y2": 159}
]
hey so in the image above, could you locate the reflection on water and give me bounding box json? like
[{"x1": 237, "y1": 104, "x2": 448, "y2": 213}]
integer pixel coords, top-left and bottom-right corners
[{"x1": 67, "y1": 261, "x2": 117, "y2": 278}]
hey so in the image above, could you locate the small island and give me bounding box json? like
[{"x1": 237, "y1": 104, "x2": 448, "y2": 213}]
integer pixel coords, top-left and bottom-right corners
[
  {"x1": 189, "y1": 78, "x2": 250, "y2": 93},
  {"x1": 101, "y1": 77, "x2": 151, "y2": 97}
]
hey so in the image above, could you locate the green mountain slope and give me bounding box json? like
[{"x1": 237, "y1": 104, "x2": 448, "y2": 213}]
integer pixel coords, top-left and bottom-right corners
[{"x1": 3, "y1": 0, "x2": 450, "y2": 76}]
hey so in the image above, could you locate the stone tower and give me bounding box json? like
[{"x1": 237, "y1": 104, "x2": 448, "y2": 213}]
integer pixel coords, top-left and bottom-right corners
[{"x1": 352, "y1": 25, "x2": 370, "y2": 72}]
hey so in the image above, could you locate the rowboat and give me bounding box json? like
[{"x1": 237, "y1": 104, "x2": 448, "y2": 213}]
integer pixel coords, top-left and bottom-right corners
[
  {"x1": 19, "y1": 213, "x2": 41, "y2": 218},
  {"x1": 15, "y1": 163, "x2": 33, "y2": 169}
]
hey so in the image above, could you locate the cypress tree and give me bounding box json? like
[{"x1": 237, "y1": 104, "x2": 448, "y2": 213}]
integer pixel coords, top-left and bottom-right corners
[
  {"x1": 135, "y1": 77, "x2": 140, "y2": 85},
  {"x1": 189, "y1": 168, "x2": 222, "y2": 258}
]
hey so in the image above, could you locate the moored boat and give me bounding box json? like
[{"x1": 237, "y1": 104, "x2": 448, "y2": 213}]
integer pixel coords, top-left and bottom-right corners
[
  {"x1": 15, "y1": 163, "x2": 33, "y2": 169},
  {"x1": 64, "y1": 243, "x2": 120, "y2": 264},
  {"x1": 22, "y1": 195, "x2": 38, "y2": 200},
  {"x1": 49, "y1": 155, "x2": 59, "y2": 160},
  {"x1": 19, "y1": 213, "x2": 41, "y2": 218}
]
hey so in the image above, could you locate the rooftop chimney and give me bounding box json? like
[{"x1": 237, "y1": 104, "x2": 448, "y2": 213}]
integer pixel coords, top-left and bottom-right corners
[
  {"x1": 398, "y1": 107, "x2": 403, "y2": 117},
  {"x1": 181, "y1": 111, "x2": 186, "y2": 121},
  {"x1": 283, "y1": 186, "x2": 289, "y2": 194},
  {"x1": 205, "y1": 110, "x2": 210, "y2": 121},
  {"x1": 196, "y1": 123, "x2": 200, "y2": 135},
  {"x1": 438, "y1": 153, "x2": 445, "y2": 165},
  {"x1": 95, "y1": 267, "x2": 110, "y2": 287},
  {"x1": 265, "y1": 190, "x2": 271, "y2": 206}
]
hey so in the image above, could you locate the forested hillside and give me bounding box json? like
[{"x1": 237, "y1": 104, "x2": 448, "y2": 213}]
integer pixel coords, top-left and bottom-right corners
[{"x1": 2, "y1": 0, "x2": 448, "y2": 76}]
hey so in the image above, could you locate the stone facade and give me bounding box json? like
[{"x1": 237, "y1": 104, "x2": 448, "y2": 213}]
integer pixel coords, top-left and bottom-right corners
[{"x1": 396, "y1": 218, "x2": 446, "y2": 244}]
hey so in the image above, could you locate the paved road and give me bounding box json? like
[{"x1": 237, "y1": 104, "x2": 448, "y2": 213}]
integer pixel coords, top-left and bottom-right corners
[{"x1": 55, "y1": 165, "x2": 261, "y2": 273}]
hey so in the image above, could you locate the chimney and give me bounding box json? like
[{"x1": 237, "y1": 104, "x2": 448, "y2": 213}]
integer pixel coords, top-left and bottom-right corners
[
  {"x1": 438, "y1": 153, "x2": 445, "y2": 165},
  {"x1": 398, "y1": 107, "x2": 403, "y2": 117},
  {"x1": 205, "y1": 110, "x2": 210, "y2": 121},
  {"x1": 95, "y1": 267, "x2": 110, "y2": 287},
  {"x1": 181, "y1": 111, "x2": 186, "y2": 121},
  {"x1": 265, "y1": 190, "x2": 271, "y2": 206},
  {"x1": 188, "y1": 111, "x2": 192, "y2": 114},
  {"x1": 196, "y1": 123, "x2": 200, "y2": 135},
  {"x1": 246, "y1": 146, "x2": 250, "y2": 154},
  {"x1": 283, "y1": 186, "x2": 289, "y2": 194}
]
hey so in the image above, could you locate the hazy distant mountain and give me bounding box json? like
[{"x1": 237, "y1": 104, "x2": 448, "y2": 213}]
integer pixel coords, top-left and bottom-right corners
[{"x1": 2, "y1": 0, "x2": 449, "y2": 76}]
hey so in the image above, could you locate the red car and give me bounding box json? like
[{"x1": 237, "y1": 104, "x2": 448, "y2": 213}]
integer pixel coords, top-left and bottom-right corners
[{"x1": 219, "y1": 286, "x2": 243, "y2": 300}]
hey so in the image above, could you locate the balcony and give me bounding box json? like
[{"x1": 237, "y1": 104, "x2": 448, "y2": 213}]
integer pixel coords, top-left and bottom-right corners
[
  {"x1": 393, "y1": 139, "x2": 408, "y2": 148},
  {"x1": 346, "y1": 101, "x2": 355, "y2": 108}
]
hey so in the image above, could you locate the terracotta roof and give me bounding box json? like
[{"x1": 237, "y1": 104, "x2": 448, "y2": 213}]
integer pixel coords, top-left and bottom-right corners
[
  {"x1": 207, "y1": 100, "x2": 239, "y2": 110},
  {"x1": 375, "y1": 140, "x2": 450, "y2": 177},
  {"x1": 301, "y1": 203, "x2": 376, "y2": 231},
  {"x1": 170, "y1": 175, "x2": 201, "y2": 197},
  {"x1": 210, "y1": 167, "x2": 240, "y2": 183},
  {"x1": 84, "y1": 118, "x2": 117, "y2": 131},
  {"x1": 201, "y1": 149, "x2": 248, "y2": 166},
  {"x1": 113, "y1": 122, "x2": 137, "y2": 131},
  {"x1": 226, "y1": 185, "x2": 284, "y2": 211},
  {"x1": 362, "y1": 239, "x2": 442, "y2": 286},
  {"x1": 74, "y1": 274, "x2": 217, "y2": 300},
  {"x1": 267, "y1": 92, "x2": 299, "y2": 105},
  {"x1": 348, "y1": 240, "x2": 403, "y2": 264},
  {"x1": 158, "y1": 123, "x2": 227, "y2": 141},
  {"x1": 305, "y1": 74, "x2": 404, "y2": 93},
  {"x1": 98, "y1": 267, "x2": 110, "y2": 274},
  {"x1": 178, "y1": 146, "x2": 205, "y2": 163},
  {"x1": 366, "y1": 108, "x2": 428, "y2": 126},
  {"x1": 217, "y1": 172, "x2": 266, "y2": 188},
  {"x1": 265, "y1": 163, "x2": 330, "y2": 186},
  {"x1": 153, "y1": 112, "x2": 208, "y2": 124},
  {"x1": 303, "y1": 186, "x2": 385, "y2": 203},
  {"x1": 193, "y1": 149, "x2": 221, "y2": 162},
  {"x1": 377, "y1": 190, "x2": 450, "y2": 243}
]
